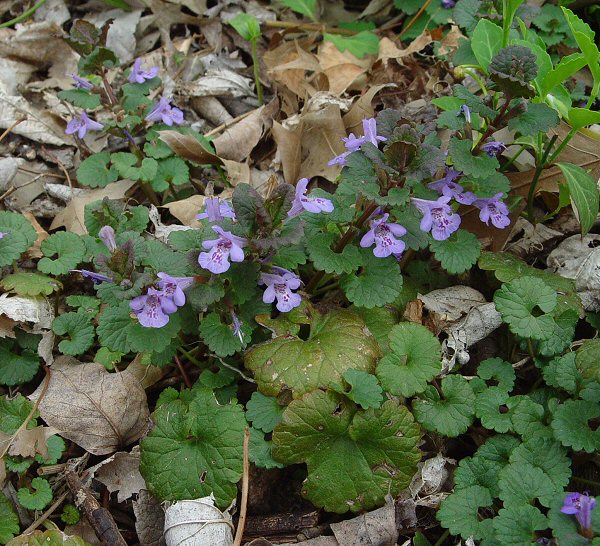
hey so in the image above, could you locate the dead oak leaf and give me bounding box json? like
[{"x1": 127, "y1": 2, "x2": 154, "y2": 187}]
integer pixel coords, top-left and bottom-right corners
[
  {"x1": 8, "y1": 425, "x2": 60, "y2": 460},
  {"x1": 29, "y1": 357, "x2": 150, "y2": 456},
  {"x1": 93, "y1": 447, "x2": 145, "y2": 503}
]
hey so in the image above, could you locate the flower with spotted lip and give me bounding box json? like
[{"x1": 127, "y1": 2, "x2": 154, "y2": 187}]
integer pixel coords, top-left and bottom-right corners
[
  {"x1": 259, "y1": 267, "x2": 302, "y2": 312},
  {"x1": 360, "y1": 213, "x2": 407, "y2": 258},
  {"x1": 411, "y1": 195, "x2": 461, "y2": 241},
  {"x1": 198, "y1": 226, "x2": 247, "y2": 274}
]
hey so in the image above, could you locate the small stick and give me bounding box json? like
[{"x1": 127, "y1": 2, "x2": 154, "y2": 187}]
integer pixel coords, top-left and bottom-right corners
[
  {"x1": 204, "y1": 109, "x2": 256, "y2": 137},
  {"x1": 0, "y1": 117, "x2": 26, "y2": 143},
  {"x1": 174, "y1": 354, "x2": 192, "y2": 389},
  {"x1": 263, "y1": 20, "x2": 357, "y2": 36},
  {"x1": 397, "y1": 0, "x2": 433, "y2": 39},
  {"x1": 233, "y1": 428, "x2": 250, "y2": 546},
  {"x1": 20, "y1": 491, "x2": 69, "y2": 535}
]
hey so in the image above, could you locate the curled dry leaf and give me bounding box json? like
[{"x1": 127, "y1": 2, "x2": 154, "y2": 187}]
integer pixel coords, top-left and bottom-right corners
[
  {"x1": 29, "y1": 357, "x2": 150, "y2": 455},
  {"x1": 157, "y1": 130, "x2": 223, "y2": 165},
  {"x1": 93, "y1": 447, "x2": 146, "y2": 503},
  {"x1": 0, "y1": 293, "x2": 54, "y2": 331}
]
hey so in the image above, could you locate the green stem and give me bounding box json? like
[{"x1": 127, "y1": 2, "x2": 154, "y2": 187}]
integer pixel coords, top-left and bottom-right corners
[
  {"x1": 526, "y1": 134, "x2": 558, "y2": 224},
  {"x1": 547, "y1": 127, "x2": 576, "y2": 164},
  {"x1": 572, "y1": 475, "x2": 600, "y2": 489},
  {"x1": 500, "y1": 144, "x2": 526, "y2": 172},
  {"x1": 502, "y1": 0, "x2": 511, "y2": 47},
  {"x1": 0, "y1": 0, "x2": 47, "y2": 28},
  {"x1": 251, "y1": 39, "x2": 263, "y2": 105},
  {"x1": 433, "y1": 529, "x2": 450, "y2": 546},
  {"x1": 464, "y1": 69, "x2": 488, "y2": 96},
  {"x1": 177, "y1": 345, "x2": 203, "y2": 367}
]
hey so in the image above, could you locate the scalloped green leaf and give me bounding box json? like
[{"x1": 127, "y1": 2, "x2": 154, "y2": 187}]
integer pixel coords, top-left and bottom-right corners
[
  {"x1": 306, "y1": 232, "x2": 362, "y2": 275},
  {"x1": 493, "y1": 276, "x2": 558, "y2": 340},
  {"x1": 413, "y1": 374, "x2": 475, "y2": 437},
  {"x1": 246, "y1": 306, "x2": 380, "y2": 398},
  {"x1": 139, "y1": 389, "x2": 245, "y2": 507},
  {"x1": 576, "y1": 338, "x2": 600, "y2": 382},
  {"x1": 437, "y1": 485, "x2": 495, "y2": 540},
  {"x1": 551, "y1": 399, "x2": 600, "y2": 453},
  {"x1": 0, "y1": 273, "x2": 61, "y2": 296},
  {"x1": 38, "y1": 232, "x2": 86, "y2": 275},
  {"x1": 330, "y1": 369, "x2": 383, "y2": 410},
  {"x1": 57, "y1": 88, "x2": 101, "y2": 109},
  {"x1": 0, "y1": 394, "x2": 34, "y2": 434},
  {"x1": 376, "y1": 322, "x2": 442, "y2": 397},
  {"x1": 76, "y1": 152, "x2": 119, "y2": 188},
  {"x1": 199, "y1": 312, "x2": 250, "y2": 357},
  {"x1": 323, "y1": 31, "x2": 379, "y2": 59},
  {"x1": 0, "y1": 339, "x2": 40, "y2": 386},
  {"x1": 492, "y1": 505, "x2": 548, "y2": 545},
  {"x1": 340, "y1": 249, "x2": 403, "y2": 308},
  {"x1": 475, "y1": 387, "x2": 513, "y2": 433},
  {"x1": 449, "y1": 137, "x2": 499, "y2": 179},
  {"x1": 498, "y1": 461, "x2": 557, "y2": 508},
  {"x1": 0, "y1": 211, "x2": 37, "y2": 266},
  {"x1": 476, "y1": 357, "x2": 515, "y2": 393},
  {"x1": 17, "y1": 477, "x2": 52, "y2": 511},
  {"x1": 52, "y1": 312, "x2": 95, "y2": 356},
  {"x1": 246, "y1": 392, "x2": 284, "y2": 434},
  {"x1": 249, "y1": 427, "x2": 284, "y2": 470},
  {"x1": 6, "y1": 529, "x2": 91, "y2": 546},
  {"x1": 272, "y1": 390, "x2": 421, "y2": 514},
  {"x1": 430, "y1": 229, "x2": 481, "y2": 275},
  {"x1": 0, "y1": 493, "x2": 19, "y2": 543}
]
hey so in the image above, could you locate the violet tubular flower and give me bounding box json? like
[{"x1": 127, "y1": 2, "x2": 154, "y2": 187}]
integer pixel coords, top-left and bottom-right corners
[
  {"x1": 481, "y1": 141, "x2": 507, "y2": 157},
  {"x1": 411, "y1": 196, "x2": 461, "y2": 241},
  {"x1": 130, "y1": 288, "x2": 176, "y2": 328},
  {"x1": 473, "y1": 192, "x2": 510, "y2": 229},
  {"x1": 328, "y1": 117, "x2": 386, "y2": 166},
  {"x1": 457, "y1": 104, "x2": 471, "y2": 124},
  {"x1": 71, "y1": 269, "x2": 113, "y2": 285},
  {"x1": 128, "y1": 58, "x2": 159, "y2": 84},
  {"x1": 157, "y1": 272, "x2": 194, "y2": 307},
  {"x1": 98, "y1": 225, "x2": 117, "y2": 252},
  {"x1": 259, "y1": 268, "x2": 302, "y2": 313},
  {"x1": 65, "y1": 112, "x2": 103, "y2": 139},
  {"x1": 231, "y1": 310, "x2": 244, "y2": 344},
  {"x1": 287, "y1": 178, "x2": 334, "y2": 218},
  {"x1": 70, "y1": 74, "x2": 94, "y2": 90},
  {"x1": 145, "y1": 97, "x2": 184, "y2": 126},
  {"x1": 360, "y1": 213, "x2": 407, "y2": 258},
  {"x1": 428, "y1": 170, "x2": 476, "y2": 205},
  {"x1": 362, "y1": 117, "x2": 387, "y2": 147},
  {"x1": 198, "y1": 226, "x2": 247, "y2": 274},
  {"x1": 196, "y1": 197, "x2": 236, "y2": 223},
  {"x1": 561, "y1": 492, "x2": 597, "y2": 534},
  {"x1": 441, "y1": 0, "x2": 456, "y2": 7},
  {"x1": 0, "y1": 231, "x2": 8, "y2": 239}
]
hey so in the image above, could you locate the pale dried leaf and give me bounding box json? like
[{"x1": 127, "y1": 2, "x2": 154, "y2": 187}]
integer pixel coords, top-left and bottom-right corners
[
  {"x1": 133, "y1": 490, "x2": 166, "y2": 546},
  {"x1": 191, "y1": 96, "x2": 232, "y2": 126},
  {"x1": 343, "y1": 84, "x2": 394, "y2": 133},
  {"x1": 29, "y1": 357, "x2": 150, "y2": 455},
  {"x1": 264, "y1": 41, "x2": 321, "y2": 99},
  {"x1": 318, "y1": 41, "x2": 371, "y2": 95},
  {"x1": 126, "y1": 352, "x2": 166, "y2": 389},
  {"x1": 222, "y1": 159, "x2": 250, "y2": 187},
  {"x1": 38, "y1": 330, "x2": 54, "y2": 365},
  {"x1": 89, "y1": 10, "x2": 142, "y2": 64},
  {"x1": 0, "y1": 157, "x2": 23, "y2": 193},
  {"x1": 33, "y1": 0, "x2": 70, "y2": 26},
  {"x1": 94, "y1": 447, "x2": 145, "y2": 503},
  {"x1": 8, "y1": 426, "x2": 60, "y2": 460},
  {"x1": 158, "y1": 131, "x2": 223, "y2": 165},
  {"x1": 179, "y1": 69, "x2": 254, "y2": 98},
  {"x1": 410, "y1": 454, "x2": 453, "y2": 499},
  {"x1": 148, "y1": 205, "x2": 192, "y2": 243},
  {"x1": 418, "y1": 286, "x2": 487, "y2": 322},
  {"x1": 64, "y1": 521, "x2": 102, "y2": 546},
  {"x1": 50, "y1": 180, "x2": 136, "y2": 234},
  {"x1": 23, "y1": 211, "x2": 49, "y2": 259},
  {"x1": 161, "y1": 195, "x2": 205, "y2": 226},
  {"x1": 0, "y1": 294, "x2": 54, "y2": 331},
  {"x1": 377, "y1": 31, "x2": 434, "y2": 65},
  {"x1": 505, "y1": 217, "x2": 562, "y2": 258},
  {"x1": 0, "y1": 316, "x2": 17, "y2": 339}
]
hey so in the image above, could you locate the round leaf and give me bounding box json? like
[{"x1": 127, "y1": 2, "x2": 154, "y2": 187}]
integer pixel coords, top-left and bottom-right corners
[
  {"x1": 0, "y1": 211, "x2": 36, "y2": 266},
  {"x1": 551, "y1": 399, "x2": 600, "y2": 453},
  {"x1": 0, "y1": 273, "x2": 61, "y2": 296},
  {"x1": 492, "y1": 505, "x2": 548, "y2": 545},
  {"x1": 38, "y1": 232, "x2": 86, "y2": 275},
  {"x1": 437, "y1": 485, "x2": 495, "y2": 540},
  {"x1": 52, "y1": 312, "x2": 95, "y2": 356}
]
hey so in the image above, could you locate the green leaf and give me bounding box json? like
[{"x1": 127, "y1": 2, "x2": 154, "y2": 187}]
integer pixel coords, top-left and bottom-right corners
[
  {"x1": 508, "y1": 103, "x2": 560, "y2": 136},
  {"x1": 111, "y1": 153, "x2": 158, "y2": 182},
  {"x1": 556, "y1": 162, "x2": 599, "y2": 236},
  {"x1": 60, "y1": 504, "x2": 81, "y2": 526},
  {"x1": 551, "y1": 399, "x2": 600, "y2": 453},
  {"x1": 562, "y1": 8, "x2": 600, "y2": 91},
  {"x1": 249, "y1": 427, "x2": 284, "y2": 469},
  {"x1": 6, "y1": 529, "x2": 91, "y2": 546},
  {"x1": 493, "y1": 276, "x2": 558, "y2": 340},
  {"x1": 0, "y1": 394, "x2": 34, "y2": 434},
  {"x1": 376, "y1": 322, "x2": 441, "y2": 397},
  {"x1": 96, "y1": 303, "x2": 133, "y2": 353},
  {"x1": 199, "y1": 312, "x2": 249, "y2": 357},
  {"x1": 471, "y1": 19, "x2": 503, "y2": 72},
  {"x1": 352, "y1": 305, "x2": 396, "y2": 353},
  {"x1": 323, "y1": 31, "x2": 379, "y2": 59},
  {"x1": 542, "y1": 352, "x2": 580, "y2": 394},
  {"x1": 498, "y1": 461, "x2": 557, "y2": 508},
  {"x1": 340, "y1": 250, "x2": 403, "y2": 308},
  {"x1": 510, "y1": 437, "x2": 571, "y2": 492},
  {"x1": 568, "y1": 107, "x2": 600, "y2": 131},
  {"x1": 508, "y1": 395, "x2": 549, "y2": 439},
  {"x1": 36, "y1": 434, "x2": 66, "y2": 465},
  {"x1": 475, "y1": 387, "x2": 513, "y2": 433},
  {"x1": 492, "y1": 505, "x2": 548, "y2": 545},
  {"x1": 57, "y1": 89, "x2": 100, "y2": 109},
  {"x1": 142, "y1": 240, "x2": 190, "y2": 276},
  {"x1": 272, "y1": 391, "x2": 421, "y2": 513},
  {"x1": 437, "y1": 485, "x2": 494, "y2": 540},
  {"x1": 186, "y1": 282, "x2": 225, "y2": 309},
  {"x1": 38, "y1": 232, "x2": 86, "y2": 275},
  {"x1": 246, "y1": 392, "x2": 284, "y2": 433},
  {"x1": 547, "y1": 493, "x2": 600, "y2": 545},
  {"x1": 537, "y1": 309, "x2": 578, "y2": 357},
  {"x1": 449, "y1": 137, "x2": 499, "y2": 179},
  {"x1": 576, "y1": 338, "x2": 600, "y2": 382},
  {"x1": 0, "y1": 493, "x2": 19, "y2": 543},
  {"x1": 246, "y1": 305, "x2": 380, "y2": 398},
  {"x1": 140, "y1": 389, "x2": 245, "y2": 506},
  {"x1": 151, "y1": 157, "x2": 189, "y2": 191},
  {"x1": 430, "y1": 229, "x2": 481, "y2": 275},
  {"x1": 52, "y1": 312, "x2": 95, "y2": 356},
  {"x1": 476, "y1": 357, "x2": 515, "y2": 393},
  {"x1": 279, "y1": 0, "x2": 316, "y2": 20},
  {"x1": 0, "y1": 273, "x2": 61, "y2": 296},
  {"x1": 307, "y1": 232, "x2": 362, "y2": 275},
  {"x1": 66, "y1": 295, "x2": 101, "y2": 314},
  {"x1": 228, "y1": 13, "x2": 261, "y2": 41},
  {"x1": 331, "y1": 369, "x2": 383, "y2": 410},
  {"x1": 541, "y1": 53, "x2": 587, "y2": 97},
  {"x1": 413, "y1": 375, "x2": 475, "y2": 437},
  {"x1": 0, "y1": 211, "x2": 37, "y2": 266},
  {"x1": 76, "y1": 152, "x2": 119, "y2": 188},
  {"x1": 454, "y1": 451, "x2": 507, "y2": 497},
  {"x1": 0, "y1": 339, "x2": 40, "y2": 386},
  {"x1": 17, "y1": 477, "x2": 52, "y2": 511}
]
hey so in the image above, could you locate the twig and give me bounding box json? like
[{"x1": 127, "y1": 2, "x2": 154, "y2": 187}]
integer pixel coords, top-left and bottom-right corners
[
  {"x1": 42, "y1": 147, "x2": 74, "y2": 198},
  {"x1": 397, "y1": 0, "x2": 433, "y2": 39},
  {"x1": 0, "y1": 366, "x2": 51, "y2": 460},
  {"x1": 262, "y1": 20, "x2": 357, "y2": 36},
  {"x1": 0, "y1": 117, "x2": 25, "y2": 143},
  {"x1": 204, "y1": 109, "x2": 256, "y2": 138},
  {"x1": 174, "y1": 355, "x2": 192, "y2": 389},
  {"x1": 21, "y1": 491, "x2": 68, "y2": 535},
  {"x1": 233, "y1": 428, "x2": 250, "y2": 546},
  {"x1": 214, "y1": 355, "x2": 256, "y2": 383}
]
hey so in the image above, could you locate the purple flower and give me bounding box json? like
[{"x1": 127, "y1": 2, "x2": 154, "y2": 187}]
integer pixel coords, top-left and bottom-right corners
[
  {"x1": 128, "y1": 58, "x2": 159, "y2": 84},
  {"x1": 231, "y1": 310, "x2": 244, "y2": 343},
  {"x1": 130, "y1": 288, "x2": 176, "y2": 328},
  {"x1": 327, "y1": 117, "x2": 386, "y2": 166},
  {"x1": 561, "y1": 492, "x2": 597, "y2": 532},
  {"x1": 327, "y1": 151, "x2": 351, "y2": 166},
  {"x1": 196, "y1": 197, "x2": 236, "y2": 223},
  {"x1": 156, "y1": 272, "x2": 194, "y2": 307},
  {"x1": 473, "y1": 193, "x2": 510, "y2": 229},
  {"x1": 442, "y1": 0, "x2": 456, "y2": 7},
  {"x1": 71, "y1": 269, "x2": 113, "y2": 284},
  {"x1": 0, "y1": 231, "x2": 8, "y2": 239},
  {"x1": 198, "y1": 226, "x2": 247, "y2": 274},
  {"x1": 362, "y1": 118, "x2": 387, "y2": 147},
  {"x1": 411, "y1": 196, "x2": 461, "y2": 241},
  {"x1": 145, "y1": 97, "x2": 184, "y2": 126},
  {"x1": 259, "y1": 268, "x2": 302, "y2": 312},
  {"x1": 360, "y1": 213, "x2": 407, "y2": 258},
  {"x1": 70, "y1": 74, "x2": 94, "y2": 90},
  {"x1": 428, "y1": 169, "x2": 476, "y2": 205},
  {"x1": 65, "y1": 112, "x2": 103, "y2": 139},
  {"x1": 98, "y1": 225, "x2": 117, "y2": 252},
  {"x1": 342, "y1": 133, "x2": 365, "y2": 152},
  {"x1": 481, "y1": 141, "x2": 507, "y2": 157},
  {"x1": 287, "y1": 178, "x2": 334, "y2": 218},
  {"x1": 457, "y1": 104, "x2": 471, "y2": 124}
]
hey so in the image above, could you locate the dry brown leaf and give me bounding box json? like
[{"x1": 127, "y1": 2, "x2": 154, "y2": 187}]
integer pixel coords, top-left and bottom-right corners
[
  {"x1": 23, "y1": 211, "x2": 49, "y2": 259},
  {"x1": 126, "y1": 353, "x2": 165, "y2": 389},
  {"x1": 162, "y1": 195, "x2": 204, "y2": 226},
  {"x1": 8, "y1": 425, "x2": 60, "y2": 460},
  {"x1": 317, "y1": 41, "x2": 371, "y2": 95},
  {"x1": 158, "y1": 130, "x2": 223, "y2": 165},
  {"x1": 94, "y1": 447, "x2": 145, "y2": 503},
  {"x1": 222, "y1": 159, "x2": 251, "y2": 187},
  {"x1": 29, "y1": 357, "x2": 150, "y2": 456},
  {"x1": 133, "y1": 490, "x2": 166, "y2": 546},
  {"x1": 272, "y1": 120, "x2": 302, "y2": 184},
  {"x1": 0, "y1": 294, "x2": 54, "y2": 331},
  {"x1": 212, "y1": 99, "x2": 279, "y2": 161},
  {"x1": 343, "y1": 84, "x2": 395, "y2": 133},
  {"x1": 49, "y1": 180, "x2": 136, "y2": 234},
  {"x1": 438, "y1": 25, "x2": 464, "y2": 56},
  {"x1": 0, "y1": 315, "x2": 16, "y2": 339}
]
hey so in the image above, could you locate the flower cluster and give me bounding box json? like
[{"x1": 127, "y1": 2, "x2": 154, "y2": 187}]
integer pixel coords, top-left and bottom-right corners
[{"x1": 328, "y1": 118, "x2": 387, "y2": 167}]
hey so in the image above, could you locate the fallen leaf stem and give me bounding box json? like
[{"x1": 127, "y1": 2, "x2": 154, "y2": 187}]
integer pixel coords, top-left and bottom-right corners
[
  {"x1": 251, "y1": 40, "x2": 264, "y2": 105},
  {"x1": 233, "y1": 428, "x2": 250, "y2": 546},
  {"x1": 174, "y1": 354, "x2": 193, "y2": 388},
  {"x1": 21, "y1": 491, "x2": 69, "y2": 535}
]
